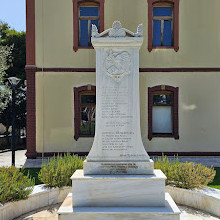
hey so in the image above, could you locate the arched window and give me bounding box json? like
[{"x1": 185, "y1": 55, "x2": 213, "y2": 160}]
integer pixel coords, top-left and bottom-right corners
[
  {"x1": 73, "y1": 0, "x2": 105, "y2": 52},
  {"x1": 147, "y1": 0, "x2": 179, "y2": 52},
  {"x1": 148, "y1": 85, "x2": 179, "y2": 140},
  {"x1": 74, "y1": 85, "x2": 96, "y2": 140}
]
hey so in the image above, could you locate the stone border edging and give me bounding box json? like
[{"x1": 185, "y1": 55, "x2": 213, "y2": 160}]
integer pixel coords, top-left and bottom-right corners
[
  {"x1": 1, "y1": 184, "x2": 220, "y2": 220},
  {"x1": 166, "y1": 185, "x2": 220, "y2": 218},
  {"x1": 0, "y1": 185, "x2": 72, "y2": 220}
]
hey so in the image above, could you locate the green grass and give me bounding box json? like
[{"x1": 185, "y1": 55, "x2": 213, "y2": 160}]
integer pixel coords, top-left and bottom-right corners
[
  {"x1": 21, "y1": 168, "x2": 42, "y2": 185},
  {"x1": 208, "y1": 167, "x2": 220, "y2": 189}
]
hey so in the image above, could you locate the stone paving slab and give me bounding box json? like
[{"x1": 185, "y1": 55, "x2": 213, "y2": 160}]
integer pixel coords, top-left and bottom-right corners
[
  {"x1": 167, "y1": 157, "x2": 220, "y2": 167},
  {"x1": 13, "y1": 203, "x2": 220, "y2": 220},
  {"x1": 1, "y1": 150, "x2": 220, "y2": 168}
]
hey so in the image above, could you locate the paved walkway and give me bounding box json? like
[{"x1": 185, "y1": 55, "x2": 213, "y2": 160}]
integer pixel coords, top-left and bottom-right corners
[
  {"x1": 14, "y1": 203, "x2": 220, "y2": 220},
  {"x1": 157, "y1": 157, "x2": 220, "y2": 167},
  {"x1": 1, "y1": 150, "x2": 220, "y2": 168},
  {"x1": 0, "y1": 150, "x2": 27, "y2": 168}
]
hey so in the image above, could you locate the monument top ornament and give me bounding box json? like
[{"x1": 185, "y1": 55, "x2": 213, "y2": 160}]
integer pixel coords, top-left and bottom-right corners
[{"x1": 92, "y1": 21, "x2": 143, "y2": 38}]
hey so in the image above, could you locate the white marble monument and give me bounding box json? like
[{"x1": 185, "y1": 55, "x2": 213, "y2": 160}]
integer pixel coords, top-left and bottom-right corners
[
  {"x1": 58, "y1": 21, "x2": 180, "y2": 220},
  {"x1": 83, "y1": 21, "x2": 154, "y2": 175}
]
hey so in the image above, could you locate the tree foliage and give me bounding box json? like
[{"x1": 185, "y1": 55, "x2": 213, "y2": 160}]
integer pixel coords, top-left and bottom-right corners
[
  {"x1": 0, "y1": 21, "x2": 26, "y2": 80},
  {"x1": 0, "y1": 21, "x2": 26, "y2": 138},
  {"x1": 0, "y1": 45, "x2": 12, "y2": 80},
  {"x1": 0, "y1": 21, "x2": 26, "y2": 151},
  {"x1": 0, "y1": 44, "x2": 12, "y2": 113}
]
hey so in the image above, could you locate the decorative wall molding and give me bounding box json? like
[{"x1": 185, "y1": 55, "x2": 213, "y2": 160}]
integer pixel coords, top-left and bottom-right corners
[
  {"x1": 26, "y1": 66, "x2": 220, "y2": 73},
  {"x1": 140, "y1": 68, "x2": 220, "y2": 72},
  {"x1": 26, "y1": 0, "x2": 35, "y2": 65},
  {"x1": 27, "y1": 151, "x2": 220, "y2": 158},
  {"x1": 26, "y1": 0, "x2": 36, "y2": 159}
]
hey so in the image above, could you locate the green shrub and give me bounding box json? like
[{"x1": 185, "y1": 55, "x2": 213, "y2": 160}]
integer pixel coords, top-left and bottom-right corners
[
  {"x1": 154, "y1": 155, "x2": 216, "y2": 189},
  {"x1": 0, "y1": 166, "x2": 35, "y2": 204},
  {"x1": 38, "y1": 153, "x2": 83, "y2": 188},
  {"x1": 21, "y1": 168, "x2": 43, "y2": 185}
]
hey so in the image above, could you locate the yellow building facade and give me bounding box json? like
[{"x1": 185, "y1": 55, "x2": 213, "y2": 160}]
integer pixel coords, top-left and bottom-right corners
[{"x1": 26, "y1": 0, "x2": 220, "y2": 158}]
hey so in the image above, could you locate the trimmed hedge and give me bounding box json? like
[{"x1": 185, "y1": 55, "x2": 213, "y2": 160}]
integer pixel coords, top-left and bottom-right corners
[
  {"x1": 0, "y1": 166, "x2": 34, "y2": 204},
  {"x1": 154, "y1": 155, "x2": 216, "y2": 189},
  {"x1": 39, "y1": 154, "x2": 83, "y2": 188},
  {"x1": 39, "y1": 153, "x2": 215, "y2": 190}
]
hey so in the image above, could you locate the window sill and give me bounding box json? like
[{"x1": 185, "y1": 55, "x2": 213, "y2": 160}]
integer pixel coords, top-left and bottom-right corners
[
  {"x1": 149, "y1": 46, "x2": 179, "y2": 52},
  {"x1": 73, "y1": 46, "x2": 94, "y2": 52},
  {"x1": 152, "y1": 46, "x2": 174, "y2": 49},
  {"x1": 79, "y1": 46, "x2": 94, "y2": 49},
  {"x1": 152, "y1": 133, "x2": 174, "y2": 138},
  {"x1": 79, "y1": 135, "x2": 95, "y2": 138}
]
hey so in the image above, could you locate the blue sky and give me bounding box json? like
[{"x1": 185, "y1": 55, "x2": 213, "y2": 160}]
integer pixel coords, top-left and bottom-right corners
[{"x1": 0, "y1": 0, "x2": 26, "y2": 31}]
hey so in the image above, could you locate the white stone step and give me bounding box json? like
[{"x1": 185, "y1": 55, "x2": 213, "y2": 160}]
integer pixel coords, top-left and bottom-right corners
[
  {"x1": 71, "y1": 169, "x2": 166, "y2": 207},
  {"x1": 58, "y1": 193, "x2": 180, "y2": 220}
]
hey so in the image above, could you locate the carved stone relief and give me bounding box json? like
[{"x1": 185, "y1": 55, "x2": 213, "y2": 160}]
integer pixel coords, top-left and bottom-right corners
[{"x1": 104, "y1": 50, "x2": 131, "y2": 82}]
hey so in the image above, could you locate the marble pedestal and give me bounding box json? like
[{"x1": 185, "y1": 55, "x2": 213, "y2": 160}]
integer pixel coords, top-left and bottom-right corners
[
  {"x1": 58, "y1": 170, "x2": 180, "y2": 220},
  {"x1": 72, "y1": 170, "x2": 165, "y2": 207}
]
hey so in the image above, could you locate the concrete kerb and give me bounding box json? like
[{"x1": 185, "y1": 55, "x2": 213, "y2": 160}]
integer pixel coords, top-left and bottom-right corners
[
  {"x1": 0, "y1": 185, "x2": 72, "y2": 220},
  {"x1": 0, "y1": 184, "x2": 220, "y2": 220},
  {"x1": 166, "y1": 186, "x2": 220, "y2": 218}
]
